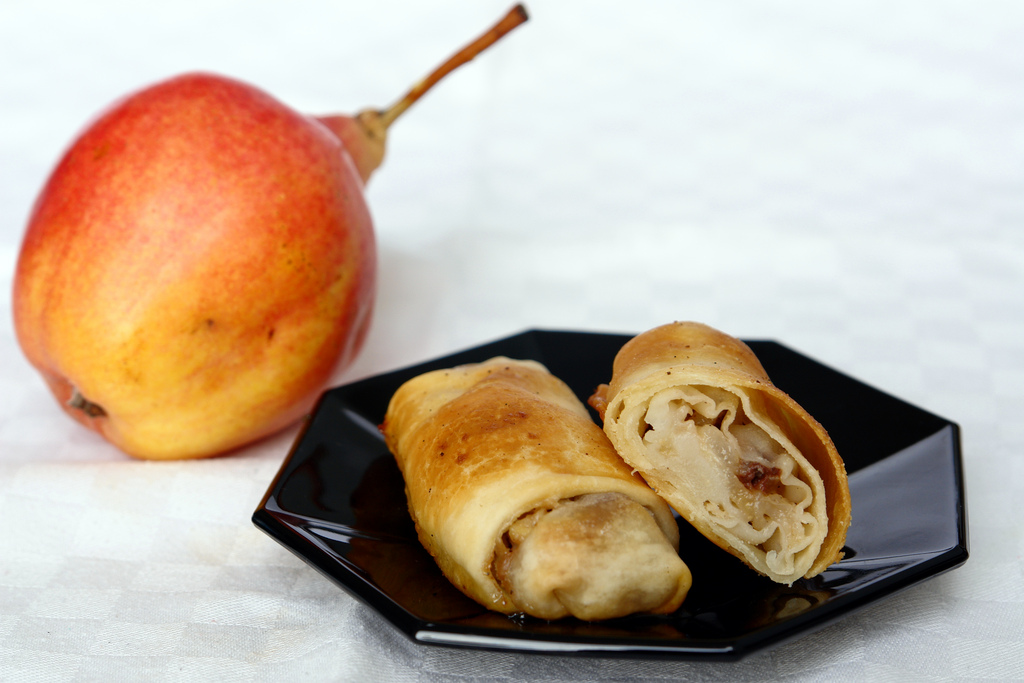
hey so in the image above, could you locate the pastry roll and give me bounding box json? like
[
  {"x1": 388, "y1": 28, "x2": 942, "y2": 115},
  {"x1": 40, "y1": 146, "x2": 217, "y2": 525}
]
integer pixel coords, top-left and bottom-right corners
[
  {"x1": 589, "y1": 322, "x2": 851, "y2": 585},
  {"x1": 380, "y1": 357, "x2": 692, "y2": 621}
]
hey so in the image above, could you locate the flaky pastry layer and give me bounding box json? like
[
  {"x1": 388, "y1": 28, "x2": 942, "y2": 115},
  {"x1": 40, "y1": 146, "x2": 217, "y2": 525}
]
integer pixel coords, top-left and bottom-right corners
[
  {"x1": 381, "y1": 357, "x2": 692, "y2": 620},
  {"x1": 590, "y1": 322, "x2": 851, "y2": 584}
]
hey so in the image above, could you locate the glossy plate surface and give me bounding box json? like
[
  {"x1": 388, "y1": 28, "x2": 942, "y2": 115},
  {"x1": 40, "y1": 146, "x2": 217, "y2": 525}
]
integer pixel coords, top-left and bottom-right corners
[{"x1": 253, "y1": 330, "x2": 968, "y2": 660}]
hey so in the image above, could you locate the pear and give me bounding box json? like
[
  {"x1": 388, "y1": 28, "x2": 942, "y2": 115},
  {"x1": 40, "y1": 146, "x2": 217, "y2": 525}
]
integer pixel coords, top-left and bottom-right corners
[{"x1": 12, "y1": 5, "x2": 529, "y2": 460}]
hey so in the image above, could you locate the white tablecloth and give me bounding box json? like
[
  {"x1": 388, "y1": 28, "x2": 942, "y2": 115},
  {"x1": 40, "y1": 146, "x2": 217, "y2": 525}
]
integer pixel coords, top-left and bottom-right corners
[{"x1": 2, "y1": 1, "x2": 1022, "y2": 680}]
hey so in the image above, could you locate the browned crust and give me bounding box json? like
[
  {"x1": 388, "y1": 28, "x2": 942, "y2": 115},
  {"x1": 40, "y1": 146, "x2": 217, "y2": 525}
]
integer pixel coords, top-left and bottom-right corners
[
  {"x1": 380, "y1": 357, "x2": 687, "y2": 616},
  {"x1": 591, "y1": 321, "x2": 852, "y2": 579}
]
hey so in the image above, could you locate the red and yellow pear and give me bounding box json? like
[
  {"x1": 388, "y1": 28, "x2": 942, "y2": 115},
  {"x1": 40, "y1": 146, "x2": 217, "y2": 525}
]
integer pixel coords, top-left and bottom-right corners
[{"x1": 12, "y1": 6, "x2": 528, "y2": 460}]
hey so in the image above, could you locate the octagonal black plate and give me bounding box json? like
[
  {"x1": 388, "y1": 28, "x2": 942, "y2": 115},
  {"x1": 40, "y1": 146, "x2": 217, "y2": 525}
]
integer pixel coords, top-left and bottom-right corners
[{"x1": 252, "y1": 329, "x2": 968, "y2": 660}]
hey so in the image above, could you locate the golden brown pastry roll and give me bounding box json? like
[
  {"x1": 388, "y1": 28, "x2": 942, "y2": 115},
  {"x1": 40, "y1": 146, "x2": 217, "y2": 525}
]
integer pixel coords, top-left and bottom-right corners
[
  {"x1": 380, "y1": 356, "x2": 692, "y2": 621},
  {"x1": 589, "y1": 322, "x2": 851, "y2": 585}
]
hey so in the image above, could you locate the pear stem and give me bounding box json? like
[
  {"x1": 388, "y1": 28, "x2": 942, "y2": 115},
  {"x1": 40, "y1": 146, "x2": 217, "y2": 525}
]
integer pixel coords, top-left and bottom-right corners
[{"x1": 377, "y1": 4, "x2": 529, "y2": 130}]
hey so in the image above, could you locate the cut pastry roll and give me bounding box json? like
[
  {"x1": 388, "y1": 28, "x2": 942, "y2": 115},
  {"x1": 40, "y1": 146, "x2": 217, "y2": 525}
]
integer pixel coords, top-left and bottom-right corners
[
  {"x1": 589, "y1": 322, "x2": 851, "y2": 585},
  {"x1": 380, "y1": 357, "x2": 692, "y2": 621}
]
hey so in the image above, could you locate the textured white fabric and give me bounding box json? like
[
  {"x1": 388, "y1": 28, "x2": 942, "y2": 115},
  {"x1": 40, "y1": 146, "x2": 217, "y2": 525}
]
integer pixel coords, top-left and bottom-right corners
[{"x1": 2, "y1": 0, "x2": 1023, "y2": 680}]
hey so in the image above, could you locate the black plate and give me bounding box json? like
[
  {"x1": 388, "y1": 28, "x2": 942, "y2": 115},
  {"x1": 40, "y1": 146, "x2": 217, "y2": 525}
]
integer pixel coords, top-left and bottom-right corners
[{"x1": 252, "y1": 330, "x2": 968, "y2": 660}]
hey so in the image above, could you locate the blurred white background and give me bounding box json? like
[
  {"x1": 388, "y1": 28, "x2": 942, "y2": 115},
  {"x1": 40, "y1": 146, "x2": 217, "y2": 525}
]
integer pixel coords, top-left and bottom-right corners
[{"x1": 5, "y1": 0, "x2": 1021, "y2": 433}]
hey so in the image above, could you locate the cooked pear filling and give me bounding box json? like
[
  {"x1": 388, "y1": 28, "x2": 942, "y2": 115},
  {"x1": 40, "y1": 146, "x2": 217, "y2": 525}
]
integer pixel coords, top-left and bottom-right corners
[
  {"x1": 641, "y1": 385, "x2": 823, "y2": 579},
  {"x1": 491, "y1": 492, "x2": 689, "y2": 621}
]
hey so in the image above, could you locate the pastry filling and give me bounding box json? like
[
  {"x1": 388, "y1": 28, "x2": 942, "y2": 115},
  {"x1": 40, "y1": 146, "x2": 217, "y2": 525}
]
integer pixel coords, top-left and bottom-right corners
[
  {"x1": 640, "y1": 385, "x2": 823, "y2": 578},
  {"x1": 491, "y1": 492, "x2": 689, "y2": 621}
]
